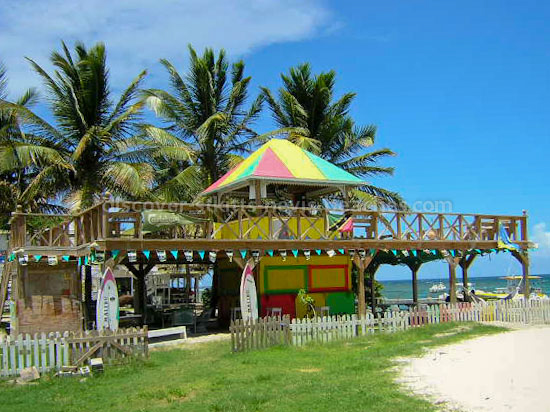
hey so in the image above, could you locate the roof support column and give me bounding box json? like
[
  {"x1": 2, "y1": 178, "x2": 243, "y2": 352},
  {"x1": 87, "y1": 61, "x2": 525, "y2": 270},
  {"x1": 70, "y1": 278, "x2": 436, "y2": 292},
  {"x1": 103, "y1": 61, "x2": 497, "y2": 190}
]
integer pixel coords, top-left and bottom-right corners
[
  {"x1": 407, "y1": 261, "x2": 422, "y2": 306},
  {"x1": 353, "y1": 254, "x2": 373, "y2": 318},
  {"x1": 459, "y1": 254, "x2": 477, "y2": 302},
  {"x1": 447, "y1": 257, "x2": 460, "y2": 304},
  {"x1": 512, "y1": 251, "x2": 530, "y2": 300}
]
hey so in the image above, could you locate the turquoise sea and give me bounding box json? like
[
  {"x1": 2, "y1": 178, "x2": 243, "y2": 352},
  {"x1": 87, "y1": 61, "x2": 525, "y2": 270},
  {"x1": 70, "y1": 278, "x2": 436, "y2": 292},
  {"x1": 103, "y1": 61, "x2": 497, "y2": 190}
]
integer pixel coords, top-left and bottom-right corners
[{"x1": 380, "y1": 274, "x2": 550, "y2": 300}]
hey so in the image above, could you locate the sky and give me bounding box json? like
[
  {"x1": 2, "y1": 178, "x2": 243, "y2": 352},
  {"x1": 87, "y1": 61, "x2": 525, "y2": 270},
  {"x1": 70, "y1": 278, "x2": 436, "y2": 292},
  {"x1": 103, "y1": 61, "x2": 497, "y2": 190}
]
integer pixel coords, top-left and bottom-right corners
[{"x1": 1, "y1": 0, "x2": 549, "y2": 280}]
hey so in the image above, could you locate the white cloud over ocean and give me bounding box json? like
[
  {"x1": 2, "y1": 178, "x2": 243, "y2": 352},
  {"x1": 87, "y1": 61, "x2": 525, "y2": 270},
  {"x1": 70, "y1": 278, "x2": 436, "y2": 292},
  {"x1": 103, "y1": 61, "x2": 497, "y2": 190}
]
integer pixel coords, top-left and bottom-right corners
[
  {"x1": 532, "y1": 222, "x2": 550, "y2": 257},
  {"x1": 0, "y1": 0, "x2": 334, "y2": 95}
]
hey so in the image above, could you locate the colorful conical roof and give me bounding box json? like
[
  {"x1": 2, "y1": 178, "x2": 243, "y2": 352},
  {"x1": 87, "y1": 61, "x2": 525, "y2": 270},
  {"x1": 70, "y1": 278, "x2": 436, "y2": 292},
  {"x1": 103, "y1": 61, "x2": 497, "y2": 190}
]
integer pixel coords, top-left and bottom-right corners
[{"x1": 202, "y1": 139, "x2": 364, "y2": 195}]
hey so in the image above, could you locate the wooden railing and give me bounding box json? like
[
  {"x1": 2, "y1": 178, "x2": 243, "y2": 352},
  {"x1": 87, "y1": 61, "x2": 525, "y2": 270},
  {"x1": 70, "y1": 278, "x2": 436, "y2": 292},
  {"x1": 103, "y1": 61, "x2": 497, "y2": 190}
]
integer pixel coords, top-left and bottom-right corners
[{"x1": 9, "y1": 201, "x2": 529, "y2": 251}]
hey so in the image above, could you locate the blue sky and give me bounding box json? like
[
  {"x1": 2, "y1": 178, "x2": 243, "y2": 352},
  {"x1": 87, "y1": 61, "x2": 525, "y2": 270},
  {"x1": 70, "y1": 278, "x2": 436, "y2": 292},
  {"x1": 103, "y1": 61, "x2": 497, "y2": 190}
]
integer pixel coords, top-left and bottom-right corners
[{"x1": 1, "y1": 0, "x2": 549, "y2": 280}]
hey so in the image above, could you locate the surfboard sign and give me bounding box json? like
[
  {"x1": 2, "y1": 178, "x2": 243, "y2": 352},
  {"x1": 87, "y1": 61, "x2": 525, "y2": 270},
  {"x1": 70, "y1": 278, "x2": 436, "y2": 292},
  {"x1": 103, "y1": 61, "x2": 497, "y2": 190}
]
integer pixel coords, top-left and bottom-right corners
[
  {"x1": 239, "y1": 261, "x2": 258, "y2": 321},
  {"x1": 96, "y1": 267, "x2": 119, "y2": 331}
]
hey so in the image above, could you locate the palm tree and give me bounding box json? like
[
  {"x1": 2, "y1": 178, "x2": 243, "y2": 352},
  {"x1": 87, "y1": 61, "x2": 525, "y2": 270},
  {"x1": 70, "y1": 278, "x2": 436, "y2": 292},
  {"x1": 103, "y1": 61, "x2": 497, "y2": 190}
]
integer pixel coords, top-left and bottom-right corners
[
  {"x1": 261, "y1": 63, "x2": 406, "y2": 210},
  {"x1": 142, "y1": 45, "x2": 263, "y2": 201},
  {"x1": 0, "y1": 62, "x2": 69, "y2": 227},
  {"x1": 1, "y1": 42, "x2": 153, "y2": 210}
]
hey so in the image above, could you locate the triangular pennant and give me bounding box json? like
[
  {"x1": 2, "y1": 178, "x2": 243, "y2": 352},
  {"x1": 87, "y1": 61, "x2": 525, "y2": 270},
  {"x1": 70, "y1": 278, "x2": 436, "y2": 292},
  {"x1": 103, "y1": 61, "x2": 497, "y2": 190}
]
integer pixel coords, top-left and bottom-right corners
[
  {"x1": 8, "y1": 253, "x2": 15, "y2": 262},
  {"x1": 412, "y1": 250, "x2": 418, "y2": 257},
  {"x1": 240, "y1": 249, "x2": 247, "y2": 259},
  {"x1": 315, "y1": 249, "x2": 322, "y2": 255},
  {"x1": 338, "y1": 249, "x2": 345, "y2": 255},
  {"x1": 111, "y1": 250, "x2": 120, "y2": 260},
  {"x1": 267, "y1": 250, "x2": 274, "y2": 257},
  {"x1": 369, "y1": 249, "x2": 376, "y2": 256},
  {"x1": 292, "y1": 249, "x2": 298, "y2": 258},
  {"x1": 392, "y1": 249, "x2": 398, "y2": 256},
  {"x1": 209, "y1": 251, "x2": 217, "y2": 263},
  {"x1": 431, "y1": 250, "x2": 438, "y2": 255},
  {"x1": 62, "y1": 256, "x2": 70, "y2": 262},
  {"x1": 198, "y1": 250, "x2": 205, "y2": 260},
  {"x1": 34, "y1": 255, "x2": 42, "y2": 262},
  {"x1": 450, "y1": 250, "x2": 455, "y2": 257},
  {"x1": 84, "y1": 256, "x2": 89, "y2": 265},
  {"x1": 143, "y1": 250, "x2": 150, "y2": 260},
  {"x1": 170, "y1": 250, "x2": 178, "y2": 260},
  {"x1": 78, "y1": 257, "x2": 82, "y2": 266}
]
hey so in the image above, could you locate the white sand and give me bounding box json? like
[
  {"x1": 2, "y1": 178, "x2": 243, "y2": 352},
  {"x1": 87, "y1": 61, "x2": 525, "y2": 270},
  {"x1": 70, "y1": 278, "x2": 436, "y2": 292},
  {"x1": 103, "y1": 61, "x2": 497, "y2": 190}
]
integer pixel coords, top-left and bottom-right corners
[{"x1": 399, "y1": 326, "x2": 550, "y2": 411}]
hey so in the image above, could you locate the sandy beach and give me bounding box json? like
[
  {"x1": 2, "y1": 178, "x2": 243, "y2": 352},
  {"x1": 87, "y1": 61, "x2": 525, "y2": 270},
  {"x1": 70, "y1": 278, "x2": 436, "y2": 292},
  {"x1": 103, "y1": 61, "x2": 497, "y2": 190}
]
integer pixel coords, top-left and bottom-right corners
[{"x1": 400, "y1": 326, "x2": 550, "y2": 411}]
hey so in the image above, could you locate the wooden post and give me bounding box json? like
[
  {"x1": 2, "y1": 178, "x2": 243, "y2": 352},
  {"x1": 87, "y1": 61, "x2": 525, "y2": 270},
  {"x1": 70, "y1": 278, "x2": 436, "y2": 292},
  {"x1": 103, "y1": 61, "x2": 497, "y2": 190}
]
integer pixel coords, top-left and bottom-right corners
[
  {"x1": 353, "y1": 255, "x2": 374, "y2": 318},
  {"x1": 84, "y1": 265, "x2": 93, "y2": 326},
  {"x1": 448, "y1": 258, "x2": 458, "y2": 304},
  {"x1": 407, "y1": 262, "x2": 422, "y2": 306},
  {"x1": 357, "y1": 265, "x2": 366, "y2": 317},
  {"x1": 255, "y1": 180, "x2": 262, "y2": 206},
  {"x1": 522, "y1": 253, "x2": 530, "y2": 300},
  {"x1": 459, "y1": 254, "x2": 476, "y2": 302}
]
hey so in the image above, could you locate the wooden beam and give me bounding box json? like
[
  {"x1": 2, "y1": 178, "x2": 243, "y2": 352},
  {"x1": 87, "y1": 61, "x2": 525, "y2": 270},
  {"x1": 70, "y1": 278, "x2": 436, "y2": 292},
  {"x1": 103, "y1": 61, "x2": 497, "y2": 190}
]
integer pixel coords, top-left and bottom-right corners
[
  {"x1": 353, "y1": 255, "x2": 373, "y2": 318},
  {"x1": 447, "y1": 257, "x2": 460, "y2": 304},
  {"x1": 512, "y1": 251, "x2": 530, "y2": 300}
]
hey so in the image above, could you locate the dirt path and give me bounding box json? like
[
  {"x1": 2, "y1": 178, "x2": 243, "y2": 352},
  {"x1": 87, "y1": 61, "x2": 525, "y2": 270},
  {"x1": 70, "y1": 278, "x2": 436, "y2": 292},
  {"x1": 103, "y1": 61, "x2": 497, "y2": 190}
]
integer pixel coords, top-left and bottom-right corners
[{"x1": 399, "y1": 326, "x2": 550, "y2": 411}]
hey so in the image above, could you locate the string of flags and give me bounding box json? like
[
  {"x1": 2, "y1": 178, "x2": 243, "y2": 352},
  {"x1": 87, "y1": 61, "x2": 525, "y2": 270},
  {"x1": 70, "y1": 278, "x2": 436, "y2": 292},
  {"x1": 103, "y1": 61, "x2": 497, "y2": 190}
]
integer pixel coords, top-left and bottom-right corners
[{"x1": 7, "y1": 246, "x2": 515, "y2": 266}]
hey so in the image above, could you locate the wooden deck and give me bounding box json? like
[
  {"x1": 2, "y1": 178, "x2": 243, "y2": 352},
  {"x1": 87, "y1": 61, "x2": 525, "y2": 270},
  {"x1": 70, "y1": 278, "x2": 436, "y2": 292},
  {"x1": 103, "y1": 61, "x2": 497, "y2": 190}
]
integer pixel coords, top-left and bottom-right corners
[{"x1": 9, "y1": 200, "x2": 531, "y2": 257}]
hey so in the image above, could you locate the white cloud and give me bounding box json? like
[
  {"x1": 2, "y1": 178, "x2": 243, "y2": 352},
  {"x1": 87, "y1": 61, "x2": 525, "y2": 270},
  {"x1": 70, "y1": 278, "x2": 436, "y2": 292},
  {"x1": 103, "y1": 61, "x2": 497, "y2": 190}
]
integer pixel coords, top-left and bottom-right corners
[
  {"x1": 532, "y1": 222, "x2": 550, "y2": 257},
  {"x1": 0, "y1": 0, "x2": 334, "y2": 96}
]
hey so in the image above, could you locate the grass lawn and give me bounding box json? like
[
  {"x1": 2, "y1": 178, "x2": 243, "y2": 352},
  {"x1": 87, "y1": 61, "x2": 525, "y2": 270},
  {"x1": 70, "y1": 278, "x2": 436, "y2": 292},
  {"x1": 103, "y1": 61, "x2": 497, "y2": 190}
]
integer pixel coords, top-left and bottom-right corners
[{"x1": 0, "y1": 322, "x2": 504, "y2": 412}]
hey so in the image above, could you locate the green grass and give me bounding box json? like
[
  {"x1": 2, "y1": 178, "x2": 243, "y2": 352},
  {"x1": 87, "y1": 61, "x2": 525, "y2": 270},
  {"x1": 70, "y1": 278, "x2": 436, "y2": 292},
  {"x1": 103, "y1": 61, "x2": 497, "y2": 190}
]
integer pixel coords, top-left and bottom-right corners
[{"x1": 0, "y1": 323, "x2": 504, "y2": 412}]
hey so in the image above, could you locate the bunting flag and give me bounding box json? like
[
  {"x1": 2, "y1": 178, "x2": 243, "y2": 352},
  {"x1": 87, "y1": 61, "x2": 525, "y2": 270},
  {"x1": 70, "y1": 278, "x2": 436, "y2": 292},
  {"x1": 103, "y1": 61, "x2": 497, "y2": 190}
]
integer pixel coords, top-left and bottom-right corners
[
  {"x1": 48, "y1": 256, "x2": 58, "y2": 266},
  {"x1": 240, "y1": 249, "x2": 247, "y2": 259},
  {"x1": 450, "y1": 250, "x2": 456, "y2": 257},
  {"x1": 412, "y1": 250, "x2": 418, "y2": 257},
  {"x1": 84, "y1": 256, "x2": 89, "y2": 265},
  {"x1": 18, "y1": 255, "x2": 28, "y2": 266},
  {"x1": 369, "y1": 249, "x2": 376, "y2": 256},
  {"x1": 226, "y1": 249, "x2": 234, "y2": 262},
  {"x1": 8, "y1": 253, "x2": 15, "y2": 262},
  {"x1": 252, "y1": 250, "x2": 260, "y2": 262},
  {"x1": 157, "y1": 250, "x2": 167, "y2": 262},
  {"x1": 62, "y1": 256, "x2": 70, "y2": 262},
  {"x1": 143, "y1": 250, "x2": 151, "y2": 260},
  {"x1": 209, "y1": 251, "x2": 217, "y2": 263},
  {"x1": 34, "y1": 255, "x2": 42, "y2": 262},
  {"x1": 402, "y1": 250, "x2": 409, "y2": 257},
  {"x1": 358, "y1": 249, "x2": 366, "y2": 258},
  {"x1": 170, "y1": 250, "x2": 178, "y2": 260},
  {"x1": 392, "y1": 250, "x2": 398, "y2": 256},
  {"x1": 348, "y1": 249, "x2": 355, "y2": 258},
  {"x1": 315, "y1": 249, "x2": 322, "y2": 256},
  {"x1": 303, "y1": 249, "x2": 311, "y2": 260},
  {"x1": 291, "y1": 249, "x2": 298, "y2": 258},
  {"x1": 279, "y1": 250, "x2": 287, "y2": 261},
  {"x1": 338, "y1": 248, "x2": 345, "y2": 255},
  {"x1": 431, "y1": 250, "x2": 438, "y2": 255},
  {"x1": 184, "y1": 250, "x2": 193, "y2": 262},
  {"x1": 198, "y1": 250, "x2": 205, "y2": 260},
  {"x1": 111, "y1": 250, "x2": 120, "y2": 260},
  {"x1": 78, "y1": 257, "x2": 82, "y2": 266},
  {"x1": 267, "y1": 249, "x2": 274, "y2": 257},
  {"x1": 128, "y1": 250, "x2": 137, "y2": 263},
  {"x1": 326, "y1": 249, "x2": 336, "y2": 258}
]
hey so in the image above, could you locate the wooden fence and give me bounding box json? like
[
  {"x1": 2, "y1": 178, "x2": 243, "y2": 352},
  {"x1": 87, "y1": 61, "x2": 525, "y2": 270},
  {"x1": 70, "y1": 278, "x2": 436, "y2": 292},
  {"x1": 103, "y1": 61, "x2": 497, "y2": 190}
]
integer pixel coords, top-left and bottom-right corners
[
  {"x1": 230, "y1": 300, "x2": 550, "y2": 351},
  {"x1": 229, "y1": 316, "x2": 291, "y2": 352},
  {"x1": 0, "y1": 327, "x2": 148, "y2": 378}
]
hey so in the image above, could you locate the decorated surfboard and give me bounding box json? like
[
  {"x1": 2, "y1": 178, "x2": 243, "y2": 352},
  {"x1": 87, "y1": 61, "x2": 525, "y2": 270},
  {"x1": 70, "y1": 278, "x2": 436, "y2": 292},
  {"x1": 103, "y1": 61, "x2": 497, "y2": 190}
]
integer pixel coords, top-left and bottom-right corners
[
  {"x1": 239, "y1": 261, "x2": 258, "y2": 321},
  {"x1": 96, "y1": 267, "x2": 119, "y2": 331}
]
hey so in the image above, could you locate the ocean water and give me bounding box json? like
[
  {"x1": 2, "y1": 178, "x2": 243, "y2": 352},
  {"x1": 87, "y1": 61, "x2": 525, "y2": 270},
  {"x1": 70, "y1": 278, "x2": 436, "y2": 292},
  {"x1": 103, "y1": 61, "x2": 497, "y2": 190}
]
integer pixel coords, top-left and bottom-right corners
[{"x1": 380, "y1": 274, "x2": 550, "y2": 300}]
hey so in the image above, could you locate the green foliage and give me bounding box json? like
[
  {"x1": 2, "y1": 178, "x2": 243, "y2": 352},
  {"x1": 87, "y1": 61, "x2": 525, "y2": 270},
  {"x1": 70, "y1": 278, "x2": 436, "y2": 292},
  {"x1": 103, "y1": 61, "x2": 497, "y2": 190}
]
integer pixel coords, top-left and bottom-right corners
[
  {"x1": 0, "y1": 42, "x2": 152, "y2": 210},
  {"x1": 0, "y1": 323, "x2": 504, "y2": 412},
  {"x1": 142, "y1": 45, "x2": 264, "y2": 201},
  {"x1": 201, "y1": 288, "x2": 212, "y2": 308},
  {"x1": 262, "y1": 63, "x2": 406, "y2": 209}
]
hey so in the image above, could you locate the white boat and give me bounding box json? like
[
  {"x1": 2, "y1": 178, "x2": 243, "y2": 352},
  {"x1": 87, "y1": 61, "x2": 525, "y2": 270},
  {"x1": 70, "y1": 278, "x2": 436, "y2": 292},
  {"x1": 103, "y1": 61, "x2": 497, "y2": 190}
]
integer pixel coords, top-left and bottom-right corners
[{"x1": 429, "y1": 282, "x2": 446, "y2": 293}]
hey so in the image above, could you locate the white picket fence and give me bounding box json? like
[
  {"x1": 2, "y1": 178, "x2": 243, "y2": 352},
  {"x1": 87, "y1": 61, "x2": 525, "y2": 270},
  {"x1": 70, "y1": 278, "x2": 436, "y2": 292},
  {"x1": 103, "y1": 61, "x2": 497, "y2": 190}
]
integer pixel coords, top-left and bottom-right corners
[
  {"x1": 0, "y1": 327, "x2": 148, "y2": 378},
  {"x1": 231, "y1": 300, "x2": 550, "y2": 351}
]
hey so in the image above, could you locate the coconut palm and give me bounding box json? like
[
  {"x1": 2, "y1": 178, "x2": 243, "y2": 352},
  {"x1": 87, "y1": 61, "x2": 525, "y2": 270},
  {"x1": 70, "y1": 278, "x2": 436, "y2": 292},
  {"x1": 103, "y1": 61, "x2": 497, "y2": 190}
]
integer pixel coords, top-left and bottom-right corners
[
  {"x1": 261, "y1": 63, "x2": 406, "y2": 210},
  {"x1": 142, "y1": 45, "x2": 263, "y2": 201},
  {"x1": 0, "y1": 62, "x2": 70, "y2": 227},
  {"x1": 0, "y1": 42, "x2": 153, "y2": 210}
]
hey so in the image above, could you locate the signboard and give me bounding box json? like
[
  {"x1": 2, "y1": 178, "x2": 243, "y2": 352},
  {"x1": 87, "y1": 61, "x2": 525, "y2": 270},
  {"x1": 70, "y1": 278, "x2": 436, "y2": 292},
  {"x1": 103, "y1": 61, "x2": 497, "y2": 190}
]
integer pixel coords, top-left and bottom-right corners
[
  {"x1": 96, "y1": 267, "x2": 119, "y2": 331},
  {"x1": 239, "y1": 261, "x2": 258, "y2": 321}
]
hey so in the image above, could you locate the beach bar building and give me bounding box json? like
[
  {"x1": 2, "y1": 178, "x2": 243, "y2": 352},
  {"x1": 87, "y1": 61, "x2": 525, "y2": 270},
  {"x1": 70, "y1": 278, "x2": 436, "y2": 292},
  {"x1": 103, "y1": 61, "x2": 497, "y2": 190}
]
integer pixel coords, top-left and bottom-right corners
[{"x1": 1, "y1": 139, "x2": 535, "y2": 334}]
